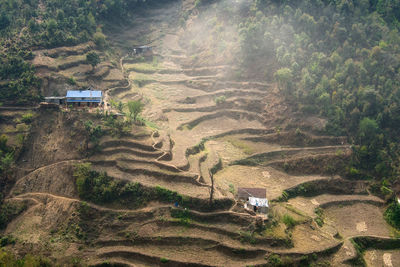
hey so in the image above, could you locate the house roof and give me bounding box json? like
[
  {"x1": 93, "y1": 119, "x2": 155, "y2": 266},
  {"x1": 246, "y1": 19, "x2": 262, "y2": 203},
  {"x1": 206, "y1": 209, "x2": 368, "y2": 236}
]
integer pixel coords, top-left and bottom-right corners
[
  {"x1": 248, "y1": 197, "x2": 269, "y2": 208},
  {"x1": 66, "y1": 90, "x2": 102, "y2": 98},
  {"x1": 238, "y1": 188, "x2": 266, "y2": 199},
  {"x1": 45, "y1": 96, "x2": 65, "y2": 100}
]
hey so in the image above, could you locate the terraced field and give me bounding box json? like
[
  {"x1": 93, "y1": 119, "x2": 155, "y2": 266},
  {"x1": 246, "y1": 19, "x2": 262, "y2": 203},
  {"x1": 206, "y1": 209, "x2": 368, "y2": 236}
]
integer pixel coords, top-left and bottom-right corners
[{"x1": 2, "y1": 0, "x2": 399, "y2": 266}]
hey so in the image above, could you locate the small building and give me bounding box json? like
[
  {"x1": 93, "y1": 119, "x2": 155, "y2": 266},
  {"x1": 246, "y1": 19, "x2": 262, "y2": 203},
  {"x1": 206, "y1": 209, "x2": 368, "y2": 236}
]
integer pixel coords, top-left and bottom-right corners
[
  {"x1": 44, "y1": 96, "x2": 66, "y2": 105},
  {"x1": 245, "y1": 197, "x2": 269, "y2": 214},
  {"x1": 238, "y1": 188, "x2": 266, "y2": 200},
  {"x1": 238, "y1": 187, "x2": 269, "y2": 214},
  {"x1": 132, "y1": 46, "x2": 153, "y2": 56},
  {"x1": 66, "y1": 90, "x2": 103, "y2": 107}
]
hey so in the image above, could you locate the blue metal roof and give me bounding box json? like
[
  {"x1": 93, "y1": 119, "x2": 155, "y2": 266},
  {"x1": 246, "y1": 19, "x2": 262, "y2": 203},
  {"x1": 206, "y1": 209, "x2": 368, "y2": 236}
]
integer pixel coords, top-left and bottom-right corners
[
  {"x1": 66, "y1": 99, "x2": 101, "y2": 103},
  {"x1": 66, "y1": 90, "x2": 102, "y2": 98}
]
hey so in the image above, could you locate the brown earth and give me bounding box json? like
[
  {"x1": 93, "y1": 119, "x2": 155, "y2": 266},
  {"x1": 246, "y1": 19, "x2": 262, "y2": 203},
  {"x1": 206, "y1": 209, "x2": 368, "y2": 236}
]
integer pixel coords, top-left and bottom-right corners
[{"x1": 1, "y1": 0, "x2": 397, "y2": 266}]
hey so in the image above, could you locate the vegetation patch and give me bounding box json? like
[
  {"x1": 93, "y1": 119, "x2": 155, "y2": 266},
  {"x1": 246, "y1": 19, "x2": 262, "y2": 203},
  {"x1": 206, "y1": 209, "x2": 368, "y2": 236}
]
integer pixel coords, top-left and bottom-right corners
[
  {"x1": 131, "y1": 73, "x2": 154, "y2": 87},
  {"x1": 0, "y1": 202, "x2": 27, "y2": 230},
  {"x1": 74, "y1": 163, "x2": 181, "y2": 207},
  {"x1": 224, "y1": 137, "x2": 255, "y2": 155},
  {"x1": 0, "y1": 135, "x2": 15, "y2": 181},
  {"x1": 73, "y1": 163, "x2": 233, "y2": 211},
  {"x1": 314, "y1": 207, "x2": 324, "y2": 227},
  {"x1": 384, "y1": 201, "x2": 400, "y2": 230},
  {"x1": 185, "y1": 138, "x2": 209, "y2": 156},
  {"x1": 125, "y1": 62, "x2": 160, "y2": 73},
  {"x1": 0, "y1": 249, "x2": 52, "y2": 267},
  {"x1": 282, "y1": 214, "x2": 297, "y2": 229},
  {"x1": 0, "y1": 235, "x2": 16, "y2": 247},
  {"x1": 279, "y1": 178, "x2": 364, "y2": 201},
  {"x1": 170, "y1": 209, "x2": 192, "y2": 227}
]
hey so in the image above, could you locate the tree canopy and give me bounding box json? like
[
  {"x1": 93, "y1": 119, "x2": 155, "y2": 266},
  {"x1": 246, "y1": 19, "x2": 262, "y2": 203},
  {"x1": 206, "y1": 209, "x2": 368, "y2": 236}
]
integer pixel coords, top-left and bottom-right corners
[{"x1": 127, "y1": 100, "x2": 144, "y2": 121}]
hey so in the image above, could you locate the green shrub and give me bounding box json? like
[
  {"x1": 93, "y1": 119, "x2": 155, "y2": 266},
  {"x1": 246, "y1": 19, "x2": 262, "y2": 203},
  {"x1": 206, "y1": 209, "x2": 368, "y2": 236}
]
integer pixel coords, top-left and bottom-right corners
[
  {"x1": 0, "y1": 249, "x2": 53, "y2": 266},
  {"x1": 16, "y1": 123, "x2": 28, "y2": 132},
  {"x1": 239, "y1": 231, "x2": 256, "y2": 244},
  {"x1": 282, "y1": 214, "x2": 296, "y2": 228},
  {"x1": 229, "y1": 184, "x2": 235, "y2": 194},
  {"x1": 315, "y1": 217, "x2": 324, "y2": 227},
  {"x1": 160, "y1": 257, "x2": 169, "y2": 263},
  {"x1": 210, "y1": 158, "x2": 222, "y2": 174},
  {"x1": 94, "y1": 31, "x2": 107, "y2": 49},
  {"x1": 384, "y1": 202, "x2": 400, "y2": 230},
  {"x1": 21, "y1": 113, "x2": 34, "y2": 123},
  {"x1": 278, "y1": 191, "x2": 289, "y2": 202},
  {"x1": 67, "y1": 77, "x2": 76, "y2": 85},
  {"x1": 154, "y1": 186, "x2": 182, "y2": 203},
  {"x1": 170, "y1": 208, "x2": 191, "y2": 226},
  {"x1": 214, "y1": 95, "x2": 226, "y2": 105},
  {"x1": 74, "y1": 163, "x2": 119, "y2": 203},
  {"x1": 74, "y1": 164, "x2": 186, "y2": 208},
  {"x1": 171, "y1": 209, "x2": 190, "y2": 220},
  {"x1": 0, "y1": 235, "x2": 16, "y2": 247},
  {"x1": 267, "y1": 254, "x2": 282, "y2": 266}
]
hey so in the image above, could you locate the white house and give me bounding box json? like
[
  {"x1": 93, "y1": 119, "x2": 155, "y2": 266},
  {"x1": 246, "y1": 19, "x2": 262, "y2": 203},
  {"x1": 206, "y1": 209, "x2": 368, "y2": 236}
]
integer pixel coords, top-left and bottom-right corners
[{"x1": 245, "y1": 197, "x2": 269, "y2": 214}]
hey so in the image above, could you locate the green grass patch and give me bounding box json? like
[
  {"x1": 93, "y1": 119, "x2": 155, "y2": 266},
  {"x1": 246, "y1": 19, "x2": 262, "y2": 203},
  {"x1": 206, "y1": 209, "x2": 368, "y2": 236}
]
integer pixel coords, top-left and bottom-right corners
[
  {"x1": 130, "y1": 73, "x2": 154, "y2": 87},
  {"x1": 282, "y1": 214, "x2": 297, "y2": 228},
  {"x1": 137, "y1": 116, "x2": 160, "y2": 130},
  {"x1": 224, "y1": 137, "x2": 254, "y2": 155},
  {"x1": 126, "y1": 62, "x2": 160, "y2": 73}
]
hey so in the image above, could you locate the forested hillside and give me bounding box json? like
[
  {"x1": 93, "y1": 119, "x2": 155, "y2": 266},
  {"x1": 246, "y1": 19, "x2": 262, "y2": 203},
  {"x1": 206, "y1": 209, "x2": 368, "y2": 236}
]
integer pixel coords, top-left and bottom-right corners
[{"x1": 237, "y1": 0, "x2": 400, "y2": 197}]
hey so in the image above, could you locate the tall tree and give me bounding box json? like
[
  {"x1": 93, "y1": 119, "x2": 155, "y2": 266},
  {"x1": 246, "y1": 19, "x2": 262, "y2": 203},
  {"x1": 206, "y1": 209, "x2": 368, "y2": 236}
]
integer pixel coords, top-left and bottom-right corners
[
  {"x1": 127, "y1": 100, "x2": 144, "y2": 121},
  {"x1": 86, "y1": 52, "x2": 100, "y2": 72}
]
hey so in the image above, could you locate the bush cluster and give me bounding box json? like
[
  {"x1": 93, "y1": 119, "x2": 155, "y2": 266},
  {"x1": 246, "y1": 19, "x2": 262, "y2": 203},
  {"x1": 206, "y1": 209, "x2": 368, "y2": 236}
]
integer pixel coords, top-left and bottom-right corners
[{"x1": 74, "y1": 163, "x2": 183, "y2": 207}]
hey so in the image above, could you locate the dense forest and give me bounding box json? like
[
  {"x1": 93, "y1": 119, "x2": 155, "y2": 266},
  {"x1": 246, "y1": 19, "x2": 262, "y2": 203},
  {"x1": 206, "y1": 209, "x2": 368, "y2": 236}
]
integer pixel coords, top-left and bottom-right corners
[{"x1": 237, "y1": 0, "x2": 400, "y2": 206}]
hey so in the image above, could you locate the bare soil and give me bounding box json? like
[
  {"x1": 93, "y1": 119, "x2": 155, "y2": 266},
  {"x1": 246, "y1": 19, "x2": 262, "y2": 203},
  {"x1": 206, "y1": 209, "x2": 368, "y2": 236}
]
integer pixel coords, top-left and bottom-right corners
[{"x1": 1, "y1": 0, "x2": 394, "y2": 266}]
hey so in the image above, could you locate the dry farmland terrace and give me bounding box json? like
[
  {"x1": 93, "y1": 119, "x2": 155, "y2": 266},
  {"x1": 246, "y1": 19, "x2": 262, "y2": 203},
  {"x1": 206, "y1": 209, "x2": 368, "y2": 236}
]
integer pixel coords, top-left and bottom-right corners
[{"x1": 2, "y1": 1, "x2": 399, "y2": 266}]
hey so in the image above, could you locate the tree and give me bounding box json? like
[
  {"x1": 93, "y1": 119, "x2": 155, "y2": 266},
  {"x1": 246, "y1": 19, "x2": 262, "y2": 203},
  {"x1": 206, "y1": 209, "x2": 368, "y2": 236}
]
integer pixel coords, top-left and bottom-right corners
[
  {"x1": 274, "y1": 68, "x2": 293, "y2": 93},
  {"x1": 94, "y1": 31, "x2": 107, "y2": 49},
  {"x1": 358, "y1": 117, "x2": 379, "y2": 144},
  {"x1": 117, "y1": 101, "x2": 124, "y2": 113},
  {"x1": 83, "y1": 120, "x2": 103, "y2": 153},
  {"x1": 0, "y1": 13, "x2": 10, "y2": 30},
  {"x1": 84, "y1": 120, "x2": 94, "y2": 152},
  {"x1": 127, "y1": 100, "x2": 144, "y2": 121},
  {"x1": 0, "y1": 153, "x2": 14, "y2": 178},
  {"x1": 86, "y1": 52, "x2": 100, "y2": 72},
  {"x1": 74, "y1": 163, "x2": 93, "y2": 198}
]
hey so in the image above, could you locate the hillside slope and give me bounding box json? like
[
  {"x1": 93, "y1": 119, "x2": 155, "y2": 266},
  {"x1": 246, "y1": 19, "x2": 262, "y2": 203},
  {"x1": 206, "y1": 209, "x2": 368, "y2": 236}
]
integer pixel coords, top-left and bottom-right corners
[{"x1": 1, "y1": 0, "x2": 400, "y2": 266}]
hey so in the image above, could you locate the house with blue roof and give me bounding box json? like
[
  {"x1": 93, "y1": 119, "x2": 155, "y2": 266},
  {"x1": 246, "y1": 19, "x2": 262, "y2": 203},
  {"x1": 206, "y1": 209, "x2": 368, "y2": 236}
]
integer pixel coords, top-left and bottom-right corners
[{"x1": 66, "y1": 90, "x2": 103, "y2": 107}]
